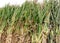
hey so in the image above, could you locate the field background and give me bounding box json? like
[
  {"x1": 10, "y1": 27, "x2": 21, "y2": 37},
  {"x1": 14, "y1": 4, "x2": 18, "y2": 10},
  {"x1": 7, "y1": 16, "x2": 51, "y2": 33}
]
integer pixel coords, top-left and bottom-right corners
[{"x1": 0, "y1": 0, "x2": 43, "y2": 8}]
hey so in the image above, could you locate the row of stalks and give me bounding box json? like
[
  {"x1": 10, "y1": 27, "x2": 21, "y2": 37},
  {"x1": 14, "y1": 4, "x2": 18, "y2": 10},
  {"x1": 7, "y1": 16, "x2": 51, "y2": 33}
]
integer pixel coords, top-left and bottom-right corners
[{"x1": 0, "y1": 0, "x2": 60, "y2": 43}]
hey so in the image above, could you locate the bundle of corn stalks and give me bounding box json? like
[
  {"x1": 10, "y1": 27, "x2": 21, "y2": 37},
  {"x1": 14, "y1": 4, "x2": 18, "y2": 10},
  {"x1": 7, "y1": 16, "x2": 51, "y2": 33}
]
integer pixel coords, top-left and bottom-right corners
[{"x1": 0, "y1": 0, "x2": 60, "y2": 43}]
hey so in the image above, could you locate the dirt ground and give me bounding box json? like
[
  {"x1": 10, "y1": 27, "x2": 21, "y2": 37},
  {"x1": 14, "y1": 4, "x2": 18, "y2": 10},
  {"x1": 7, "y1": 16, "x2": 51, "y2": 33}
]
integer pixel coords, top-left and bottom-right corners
[{"x1": 0, "y1": 31, "x2": 31, "y2": 43}]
